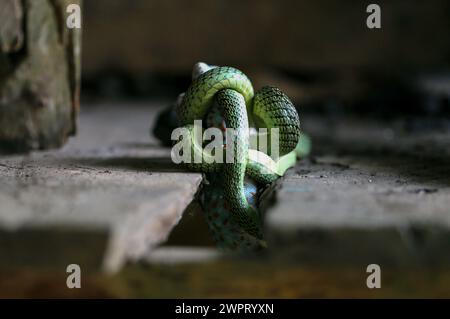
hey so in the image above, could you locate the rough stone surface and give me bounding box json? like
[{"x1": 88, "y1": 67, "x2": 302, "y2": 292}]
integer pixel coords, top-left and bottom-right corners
[
  {"x1": 265, "y1": 116, "x2": 450, "y2": 268},
  {"x1": 0, "y1": 0, "x2": 81, "y2": 152},
  {"x1": 0, "y1": 0, "x2": 23, "y2": 53},
  {"x1": 0, "y1": 104, "x2": 202, "y2": 273}
]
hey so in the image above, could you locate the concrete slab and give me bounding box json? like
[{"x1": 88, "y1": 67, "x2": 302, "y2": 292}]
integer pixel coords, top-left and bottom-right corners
[
  {"x1": 265, "y1": 116, "x2": 450, "y2": 268},
  {"x1": 0, "y1": 103, "x2": 202, "y2": 273}
]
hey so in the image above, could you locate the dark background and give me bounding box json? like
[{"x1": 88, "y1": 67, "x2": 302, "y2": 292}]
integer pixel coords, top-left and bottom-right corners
[{"x1": 82, "y1": 0, "x2": 450, "y2": 118}]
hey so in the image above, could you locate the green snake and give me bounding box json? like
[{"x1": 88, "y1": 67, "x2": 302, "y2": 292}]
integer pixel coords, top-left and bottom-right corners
[{"x1": 154, "y1": 62, "x2": 310, "y2": 252}]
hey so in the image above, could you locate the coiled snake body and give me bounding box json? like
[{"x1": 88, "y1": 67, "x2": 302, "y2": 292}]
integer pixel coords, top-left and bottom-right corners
[{"x1": 155, "y1": 63, "x2": 310, "y2": 252}]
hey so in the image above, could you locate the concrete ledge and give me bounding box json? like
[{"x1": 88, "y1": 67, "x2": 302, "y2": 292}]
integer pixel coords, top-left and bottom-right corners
[
  {"x1": 265, "y1": 116, "x2": 450, "y2": 268},
  {"x1": 0, "y1": 104, "x2": 202, "y2": 273}
]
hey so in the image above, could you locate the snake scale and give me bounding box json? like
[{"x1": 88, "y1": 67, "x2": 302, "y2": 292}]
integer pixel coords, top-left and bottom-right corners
[{"x1": 153, "y1": 62, "x2": 310, "y2": 252}]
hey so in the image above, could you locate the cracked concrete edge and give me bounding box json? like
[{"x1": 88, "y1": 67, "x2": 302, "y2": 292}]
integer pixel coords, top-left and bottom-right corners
[
  {"x1": 259, "y1": 168, "x2": 292, "y2": 231},
  {"x1": 260, "y1": 164, "x2": 450, "y2": 268},
  {"x1": 102, "y1": 176, "x2": 203, "y2": 273}
]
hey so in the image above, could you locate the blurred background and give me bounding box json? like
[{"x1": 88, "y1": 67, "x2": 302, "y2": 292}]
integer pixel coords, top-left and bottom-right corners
[
  {"x1": 2, "y1": 0, "x2": 450, "y2": 152},
  {"x1": 81, "y1": 0, "x2": 450, "y2": 118}
]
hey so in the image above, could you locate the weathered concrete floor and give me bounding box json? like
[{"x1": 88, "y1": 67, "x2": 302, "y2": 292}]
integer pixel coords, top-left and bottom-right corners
[
  {"x1": 0, "y1": 103, "x2": 202, "y2": 273},
  {"x1": 265, "y1": 115, "x2": 450, "y2": 269},
  {"x1": 159, "y1": 115, "x2": 450, "y2": 270},
  {"x1": 1, "y1": 104, "x2": 450, "y2": 297},
  {"x1": 111, "y1": 114, "x2": 450, "y2": 298}
]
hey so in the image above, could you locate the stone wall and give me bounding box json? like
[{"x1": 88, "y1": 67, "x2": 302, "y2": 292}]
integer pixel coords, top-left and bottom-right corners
[{"x1": 0, "y1": 0, "x2": 81, "y2": 152}]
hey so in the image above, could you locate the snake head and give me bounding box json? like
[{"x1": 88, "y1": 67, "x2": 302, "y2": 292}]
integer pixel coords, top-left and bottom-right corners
[
  {"x1": 192, "y1": 62, "x2": 218, "y2": 80},
  {"x1": 171, "y1": 63, "x2": 218, "y2": 111}
]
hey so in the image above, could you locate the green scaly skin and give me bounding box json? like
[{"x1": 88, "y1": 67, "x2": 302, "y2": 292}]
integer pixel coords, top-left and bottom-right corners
[
  {"x1": 176, "y1": 67, "x2": 254, "y2": 125},
  {"x1": 176, "y1": 65, "x2": 303, "y2": 247}
]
